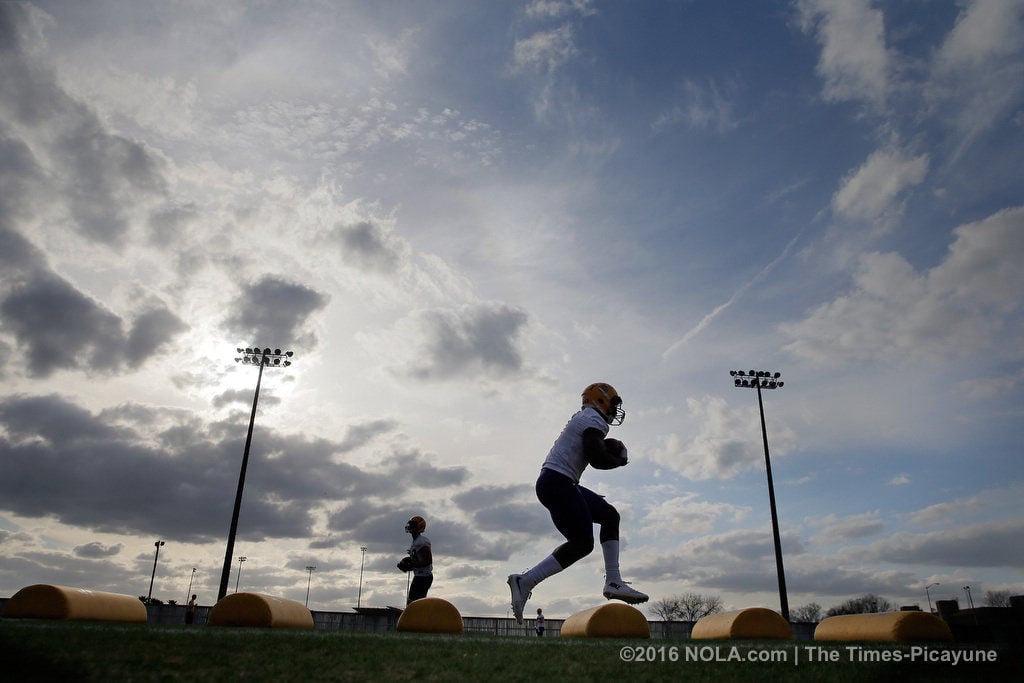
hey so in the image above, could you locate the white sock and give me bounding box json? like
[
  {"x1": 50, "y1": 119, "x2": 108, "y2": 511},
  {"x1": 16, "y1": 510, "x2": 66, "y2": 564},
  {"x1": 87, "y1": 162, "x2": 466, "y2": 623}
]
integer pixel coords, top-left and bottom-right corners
[
  {"x1": 522, "y1": 555, "x2": 562, "y2": 592},
  {"x1": 602, "y1": 540, "x2": 622, "y2": 584}
]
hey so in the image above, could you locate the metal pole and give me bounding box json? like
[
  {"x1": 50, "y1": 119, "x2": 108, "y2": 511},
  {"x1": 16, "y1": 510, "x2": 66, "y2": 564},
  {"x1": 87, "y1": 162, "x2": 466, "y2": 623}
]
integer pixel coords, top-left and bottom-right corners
[
  {"x1": 305, "y1": 565, "x2": 316, "y2": 607},
  {"x1": 235, "y1": 556, "x2": 246, "y2": 593},
  {"x1": 357, "y1": 547, "x2": 367, "y2": 609},
  {"x1": 185, "y1": 567, "x2": 196, "y2": 604},
  {"x1": 925, "y1": 582, "x2": 939, "y2": 613},
  {"x1": 219, "y1": 359, "x2": 265, "y2": 601},
  {"x1": 147, "y1": 540, "x2": 165, "y2": 603},
  {"x1": 756, "y1": 380, "x2": 790, "y2": 622}
]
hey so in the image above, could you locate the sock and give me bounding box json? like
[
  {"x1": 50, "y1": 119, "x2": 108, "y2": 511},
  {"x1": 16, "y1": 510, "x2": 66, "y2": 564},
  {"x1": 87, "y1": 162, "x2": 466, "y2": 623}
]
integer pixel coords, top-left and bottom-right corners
[
  {"x1": 602, "y1": 540, "x2": 622, "y2": 584},
  {"x1": 521, "y1": 555, "x2": 562, "y2": 592}
]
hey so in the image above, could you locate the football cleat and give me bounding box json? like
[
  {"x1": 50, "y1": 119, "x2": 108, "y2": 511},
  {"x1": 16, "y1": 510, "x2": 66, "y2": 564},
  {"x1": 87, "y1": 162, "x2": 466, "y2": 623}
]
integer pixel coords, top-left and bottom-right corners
[
  {"x1": 603, "y1": 581, "x2": 649, "y2": 605},
  {"x1": 507, "y1": 574, "x2": 531, "y2": 624}
]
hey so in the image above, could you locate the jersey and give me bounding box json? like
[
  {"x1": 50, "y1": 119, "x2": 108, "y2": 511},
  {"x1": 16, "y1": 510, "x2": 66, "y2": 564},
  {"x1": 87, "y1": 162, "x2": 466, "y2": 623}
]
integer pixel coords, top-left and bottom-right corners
[
  {"x1": 408, "y1": 534, "x2": 432, "y2": 577},
  {"x1": 541, "y1": 406, "x2": 610, "y2": 483}
]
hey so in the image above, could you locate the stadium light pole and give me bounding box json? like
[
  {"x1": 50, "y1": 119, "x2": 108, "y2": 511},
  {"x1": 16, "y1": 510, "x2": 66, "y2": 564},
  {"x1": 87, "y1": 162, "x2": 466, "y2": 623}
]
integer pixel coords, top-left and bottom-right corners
[
  {"x1": 730, "y1": 369, "x2": 790, "y2": 622},
  {"x1": 147, "y1": 540, "x2": 165, "y2": 604},
  {"x1": 305, "y1": 565, "x2": 316, "y2": 607},
  {"x1": 184, "y1": 567, "x2": 197, "y2": 604},
  {"x1": 925, "y1": 582, "x2": 940, "y2": 613},
  {"x1": 963, "y1": 585, "x2": 975, "y2": 610},
  {"x1": 357, "y1": 546, "x2": 368, "y2": 609},
  {"x1": 234, "y1": 556, "x2": 247, "y2": 593},
  {"x1": 217, "y1": 347, "x2": 294, "y2": 602}
]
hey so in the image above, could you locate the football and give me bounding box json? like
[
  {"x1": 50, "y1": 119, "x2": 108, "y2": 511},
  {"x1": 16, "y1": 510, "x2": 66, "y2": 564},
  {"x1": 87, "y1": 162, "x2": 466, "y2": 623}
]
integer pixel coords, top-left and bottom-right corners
[{"x1": 604, "y1": 438, "x2": 624, "y2": 455}]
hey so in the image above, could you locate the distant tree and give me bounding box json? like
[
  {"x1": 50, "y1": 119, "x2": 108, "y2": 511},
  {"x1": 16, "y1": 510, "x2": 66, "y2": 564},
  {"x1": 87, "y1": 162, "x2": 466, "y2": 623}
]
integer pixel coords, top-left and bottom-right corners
[
  {"x1": 984, "y1": 590, "x2": 1011, "y2": 608},
  {"x1": 648, "y1": 592, "x2": 723, "y2": 621},
  {"x1": 789, "y1": 602, "x2": 822, "y2": 623},
  {"x1": 167, "y1": 600, "x2": 178, "y2": 606},
  {"x1": 826, "y1": 593, "x2": 893, "y2": 616}
]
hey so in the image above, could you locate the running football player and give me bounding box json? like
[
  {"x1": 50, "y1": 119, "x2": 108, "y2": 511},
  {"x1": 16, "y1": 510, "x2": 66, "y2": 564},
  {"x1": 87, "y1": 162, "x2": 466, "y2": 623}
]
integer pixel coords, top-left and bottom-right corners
[
  {"x1": 397, "y1": 515, "x2": 433, "y2": 604},
  {"x1": 507, "y1": 383, "x2": 648, "y2": 623}
]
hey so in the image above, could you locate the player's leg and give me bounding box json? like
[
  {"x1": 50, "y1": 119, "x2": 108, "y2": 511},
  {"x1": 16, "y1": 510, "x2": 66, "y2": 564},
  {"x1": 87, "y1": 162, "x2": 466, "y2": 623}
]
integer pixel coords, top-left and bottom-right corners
[{"x1": 579, "y1": 486, "x2": 649, "y2": 605}]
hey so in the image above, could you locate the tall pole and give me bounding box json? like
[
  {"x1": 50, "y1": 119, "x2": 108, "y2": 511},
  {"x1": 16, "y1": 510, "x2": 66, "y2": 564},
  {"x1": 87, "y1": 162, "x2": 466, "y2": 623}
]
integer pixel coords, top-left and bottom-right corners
[
  {"x1": 305, "y1": 565, "x2": 316, "y2": 607},
  {"x1": 730, "y1": 369, "x2": 790, "y2": 622},
  {"x1": 218, "y1": 347, "x2": 293, "y2": 601},
  {"x1": 357, "y1": 546, "x2": 367, "y2": 609},
  {"x1": 185, "y1": 567, "x2": 196, "y2": 604},
  {"x1": 147, "y1": 540, "x2": 165, "y2": 604},
  {"x1": 925, "y1": 582, "x2": 940, "y2": 613},
  {"x1": 235, "y1": 556, "x2": 247, "y2": 593}
]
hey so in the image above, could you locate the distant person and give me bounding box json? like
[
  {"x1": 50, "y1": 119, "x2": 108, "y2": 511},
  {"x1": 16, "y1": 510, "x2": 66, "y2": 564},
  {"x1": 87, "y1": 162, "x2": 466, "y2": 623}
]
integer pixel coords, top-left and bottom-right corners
[
  {"x1": 507, "y1": 383, "x2": 648, "y2": 624},
  {"x1": 535, "y1": 608, "x2": 545, "y2": 637},
  {"x1": 397, "y1": 515, "x2": 433, "y2": 604},
  {"x1": 185, "y1": 594, "x2": 197, "y2": 625}
]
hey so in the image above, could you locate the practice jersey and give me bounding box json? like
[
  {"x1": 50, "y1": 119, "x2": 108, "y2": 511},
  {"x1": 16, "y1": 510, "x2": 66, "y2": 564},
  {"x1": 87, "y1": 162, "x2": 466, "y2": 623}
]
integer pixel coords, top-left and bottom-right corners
[
  {"x1": 541, "y1": 406, "x2": 610, "y2": 483},
  {"x1": 408, "y1": 534, "x2": 432, "y2": 576}
]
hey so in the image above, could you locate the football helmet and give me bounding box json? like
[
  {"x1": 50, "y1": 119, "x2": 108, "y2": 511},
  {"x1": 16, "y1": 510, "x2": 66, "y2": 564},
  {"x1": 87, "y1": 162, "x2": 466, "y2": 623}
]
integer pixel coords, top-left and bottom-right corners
[
  {"x1": 405, "y1": 516, "x2": 427, "y2": 534},
  {"x1": 581, "y1": 383, "x2": 625, "y2": 425}
]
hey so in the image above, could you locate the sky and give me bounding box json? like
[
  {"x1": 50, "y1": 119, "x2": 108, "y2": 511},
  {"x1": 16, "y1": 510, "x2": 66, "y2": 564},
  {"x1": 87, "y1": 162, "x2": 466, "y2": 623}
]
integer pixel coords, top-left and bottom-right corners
[{"x1": 1, "y1": 0, "x2": 1022, "y2": 620}]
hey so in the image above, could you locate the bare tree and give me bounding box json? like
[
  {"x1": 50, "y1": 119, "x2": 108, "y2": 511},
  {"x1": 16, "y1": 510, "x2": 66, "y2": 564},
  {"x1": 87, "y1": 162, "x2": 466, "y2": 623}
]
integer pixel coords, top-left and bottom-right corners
[
  {"x1": 790, "y1": 602, "x2": 822, "y2": 623},
  {"x1": 649, "y1": 592, "x2": 723, "y2": 621},
  {"x1": 826, "y1": 593, "x2": 894, "y2": 616},
  {"x1": 984, "y1": 590, "x2": 1011, "y2": 608}
]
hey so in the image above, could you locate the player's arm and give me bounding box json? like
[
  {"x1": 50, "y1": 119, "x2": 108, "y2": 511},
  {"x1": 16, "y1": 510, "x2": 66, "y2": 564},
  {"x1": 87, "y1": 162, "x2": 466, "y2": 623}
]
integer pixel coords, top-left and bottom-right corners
[
  {"x1": 582, "y1": 428, "x2": 628, "y2": 470},
  {"x1": 413, "y1": 545, "x2": 432, "y2": 568}
]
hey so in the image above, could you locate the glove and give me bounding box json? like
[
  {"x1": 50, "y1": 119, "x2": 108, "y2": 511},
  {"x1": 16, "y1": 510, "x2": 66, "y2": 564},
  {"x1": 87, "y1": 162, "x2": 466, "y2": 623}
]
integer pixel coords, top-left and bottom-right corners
[{"x1": 397, "y1": 557, "x2": 414, "y2": 572}]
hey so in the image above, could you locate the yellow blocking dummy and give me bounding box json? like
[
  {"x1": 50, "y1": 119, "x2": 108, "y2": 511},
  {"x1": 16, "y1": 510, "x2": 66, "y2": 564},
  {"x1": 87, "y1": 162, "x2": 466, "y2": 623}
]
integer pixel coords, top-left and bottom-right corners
[
  {"x1": 396, "y1": 597, "x2": 464, "y2": 634},
  {"x1": 2, "y1": 584, "x2": 147, "y2": 623},
  {"x1": 207, "y1": 592, "x2": 313, "y2": 629},
  {"x1": 815, "y1": 611, "x2": 953, "y2": 642},
  {"x1": 692, "y1": 608, "x2": 793, "y2": 640},
  {"x1": 560, "y1": 603, "x2": 650, "y2": 638}
]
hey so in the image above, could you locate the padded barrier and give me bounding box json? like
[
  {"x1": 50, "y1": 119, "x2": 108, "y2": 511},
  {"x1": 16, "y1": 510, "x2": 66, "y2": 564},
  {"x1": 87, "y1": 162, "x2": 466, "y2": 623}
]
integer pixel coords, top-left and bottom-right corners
[
  {"x1": 396, "y1": 597, "x2": 464, "y2": 634},
  {"x1": 207, "y1": 592, "x2": 313, "y2": 629},
  {"x1": 2, "y1": 584, "x2": 147, "y2": 623},
  {"x1": 692, "y1": 607, "x2": 793, "y2": 640},
  {"x1": 814, "y1": 611, "x2": 953, "y2": 642},
  {"x1": 560, "y1": 603, "x2": 650, "y2": 638}
]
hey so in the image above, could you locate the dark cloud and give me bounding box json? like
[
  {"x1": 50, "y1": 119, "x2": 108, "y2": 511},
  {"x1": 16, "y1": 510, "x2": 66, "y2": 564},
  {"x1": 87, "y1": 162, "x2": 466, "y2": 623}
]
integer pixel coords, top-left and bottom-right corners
[
  {"x1": 0, "y1": 3, "x2": 167, "y2": 245},
  {"x1": 0, "y1": 274, "x2": 188, "y2": 377},
  {"x1": 73, "y1": 542, "x2": 123, "y2": 559},
  {"x1": 212, "y1": 388, "x2": 281, "y2": 409},
  {"x1": 225, "y1": 276, "x2": 329, "y2": 349},
  {"x1": 332, "y1": 221, "x2": 404, "y2": 273},
  {"x1": 0, "y1": 394, "x2": 458, "y2": 547},
  {"x1": 409, "y1": 303, "x2": 529, "y2": 380}
]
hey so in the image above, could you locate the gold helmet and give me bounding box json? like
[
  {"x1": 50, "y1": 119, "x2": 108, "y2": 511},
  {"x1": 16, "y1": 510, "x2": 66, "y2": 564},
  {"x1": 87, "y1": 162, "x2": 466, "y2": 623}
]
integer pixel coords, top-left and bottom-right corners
[
  {"x1": 581, "y1": 383, "x2": 625, "y2": 425},
  {"x1": 404, "y1": 516, "x2": 426, "y2": 534}
]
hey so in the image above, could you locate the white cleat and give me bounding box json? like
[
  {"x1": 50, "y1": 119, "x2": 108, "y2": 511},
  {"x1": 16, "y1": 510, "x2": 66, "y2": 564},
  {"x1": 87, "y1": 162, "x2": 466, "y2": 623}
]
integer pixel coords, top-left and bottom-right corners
[
  {"x1": 507, "y1": 574, "x2": 531, "y2": 624},
  {"x1": 603, "y1": 581, "x2": 649, "y2": 605}
]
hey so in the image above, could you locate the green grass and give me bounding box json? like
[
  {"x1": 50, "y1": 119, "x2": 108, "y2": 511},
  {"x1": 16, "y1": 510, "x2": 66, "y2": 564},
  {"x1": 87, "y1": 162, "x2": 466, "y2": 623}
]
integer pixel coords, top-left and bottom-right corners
[{"x1": 2, "y1": 619, "x2": 1020, "y2": 682}]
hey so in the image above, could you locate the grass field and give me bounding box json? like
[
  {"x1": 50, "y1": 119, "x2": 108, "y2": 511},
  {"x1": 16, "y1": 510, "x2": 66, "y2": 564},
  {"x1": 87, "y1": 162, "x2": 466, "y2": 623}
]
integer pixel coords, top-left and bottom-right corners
[{"x1": 2, "y1": 619, "x2": 1021, "y2": 682}]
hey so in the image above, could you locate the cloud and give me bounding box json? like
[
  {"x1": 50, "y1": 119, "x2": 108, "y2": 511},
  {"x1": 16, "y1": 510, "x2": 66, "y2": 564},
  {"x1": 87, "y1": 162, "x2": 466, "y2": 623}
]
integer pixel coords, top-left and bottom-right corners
[
  {"x1": 331, "y1": 221, "x2": 406, "y2": 273},
  {"x1": 781, "y1": 206, "x2": 1024, "y2": 366},
  {"x1": 854, "y1": 518, "x2": 1024, "y2": 568},
  {"x1": 807, "y1": 511, "x2": 885, "y2": 543},
  {"x1": 831, "y1": 147, "x2": 928, "y2": 225},
  {"x1": 795, "y1": 0, "x2": 890, "y2": 108},
  {"x1": 0, "y1": 273, "x2": 187, "y2": 377},
  {"x1": 640, "y1": 495, "x2": 751, "y2": 535},
  {"x1": 224, "y1": 275, "x2": 329, "y2": 349},
  {"x1": 73, "y1": 542, "x2": 123, "y2": 559},
  {"x1": 406, "y1": 302, "x2": 530, "y2": 381},
  {"x1": 652, "y1": 78, "x2": 742, "y2": 134},
  {"x1": 648, "y1": 397, "x2": 796, "y2": 480},
  {"x1": 513, "y1": 25, "x2": 579, "y2": 74}
]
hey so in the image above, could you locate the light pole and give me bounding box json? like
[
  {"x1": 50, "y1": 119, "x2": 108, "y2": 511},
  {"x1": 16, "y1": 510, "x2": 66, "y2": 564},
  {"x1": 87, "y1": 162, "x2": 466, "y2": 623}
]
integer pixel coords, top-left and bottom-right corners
[
  {"x1": 185, "y1": 567, "x2": 197, "y2": 604},
  {"x1": 925, "y1": 582, "x2": 940, "y2": 613},
  {"x1": 305, "y1": 565, "x2": 316, "y2": 607},
  {"x1": 218, "y1": 347, "x2": 294, "y2": 601},
  {"x1": 235, "y1": 556, "x2": 247, "y2": 593},
  {"x1": 147, "y1": 540, "x2": 165, "y2": 604},
  {"x1": 357, "y1": 546, "x2": 368, "y2": 609},
  {"x1": 730, "y1": 369, "x2": 789, "y2": 622},
  {"x1": 963, "y1": 585, "x2": 975, "y2": 609}
]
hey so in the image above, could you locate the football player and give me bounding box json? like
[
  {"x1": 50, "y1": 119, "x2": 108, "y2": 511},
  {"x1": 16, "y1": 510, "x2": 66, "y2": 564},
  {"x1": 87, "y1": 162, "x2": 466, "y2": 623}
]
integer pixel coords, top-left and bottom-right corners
[
  {"x1": 397, "y1": 515, "x2": 433, "y2": 604},
  {"x1": 507, "y1": 383, "x2": 648, "y2": 624}
]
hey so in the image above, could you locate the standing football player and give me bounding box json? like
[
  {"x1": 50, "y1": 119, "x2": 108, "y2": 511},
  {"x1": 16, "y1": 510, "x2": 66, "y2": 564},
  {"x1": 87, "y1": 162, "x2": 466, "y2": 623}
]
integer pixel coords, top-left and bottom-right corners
[
  {"x1": 507, "y1": 383, "x2": 648, "y2": 624},
  {"x1": 397, "y1": 515, "x2": 433, "y2": 604}
]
